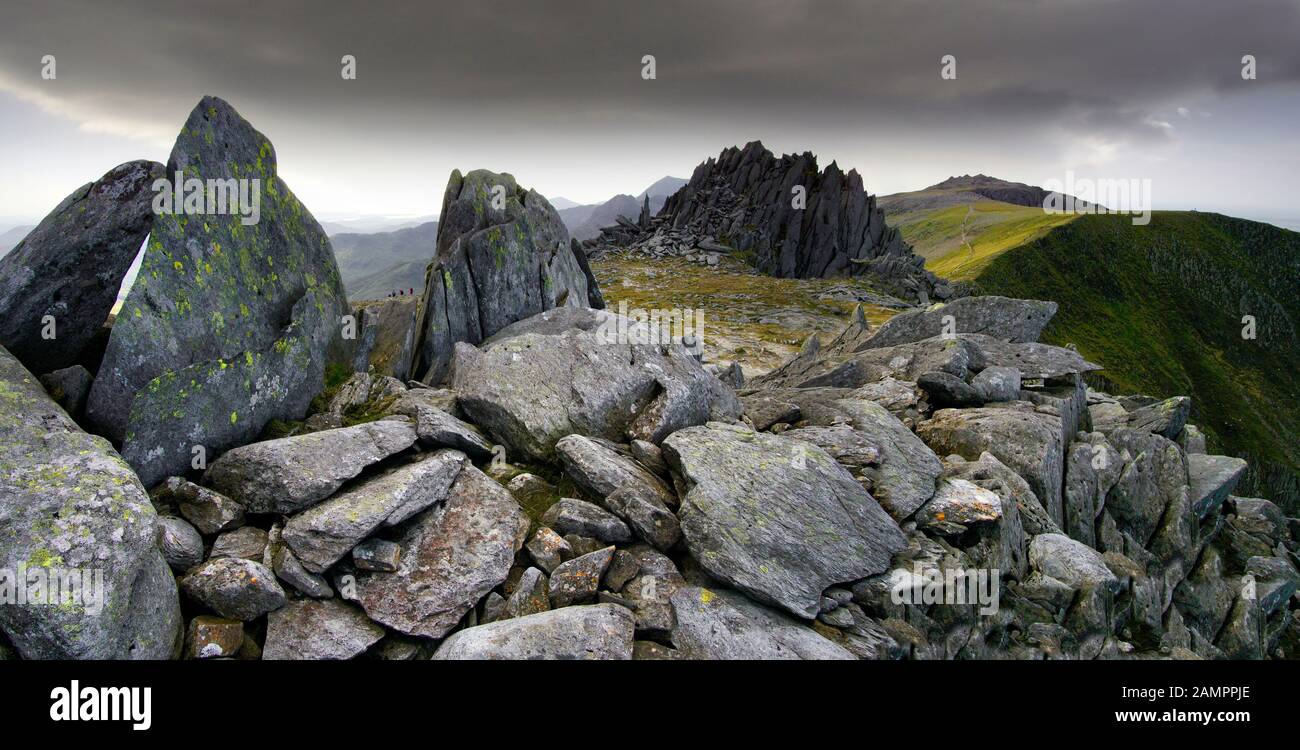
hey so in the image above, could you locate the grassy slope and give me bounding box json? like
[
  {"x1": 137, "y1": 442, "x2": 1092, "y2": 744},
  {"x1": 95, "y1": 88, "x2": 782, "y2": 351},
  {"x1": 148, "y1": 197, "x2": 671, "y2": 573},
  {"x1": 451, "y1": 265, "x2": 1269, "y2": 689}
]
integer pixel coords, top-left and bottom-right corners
[
  {"x1": 972, "y1": 211, "x2": 1300, "y2": 510},
  {"x1": 889, "y1": 200, "x2": 1076, "y2": 279}
]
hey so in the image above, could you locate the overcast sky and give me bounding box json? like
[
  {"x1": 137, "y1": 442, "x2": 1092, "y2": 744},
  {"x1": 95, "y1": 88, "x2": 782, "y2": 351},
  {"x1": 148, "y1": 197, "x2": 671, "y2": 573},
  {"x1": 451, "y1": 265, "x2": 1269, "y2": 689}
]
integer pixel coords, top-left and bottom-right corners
[{"x1": 2, "y1": 0, "x2": 1299, "y2": 230}]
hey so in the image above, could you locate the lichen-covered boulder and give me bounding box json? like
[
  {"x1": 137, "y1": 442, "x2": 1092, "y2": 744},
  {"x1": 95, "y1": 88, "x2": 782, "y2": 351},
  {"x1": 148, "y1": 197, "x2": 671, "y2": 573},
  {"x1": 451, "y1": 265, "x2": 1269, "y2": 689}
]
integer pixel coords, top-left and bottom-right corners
[
  {"x1": 0, "y1": 345, "x2": 181, "y2": 659},
  {"x1": 662, "y1": 422, "x2": 905, "y2": 619},
  {"x1": 453, "y1": 306, "x2": 741, "y2": 463},
  {"x1": 411, "y1": 169, "x2": 593, "y2": 383},
  {"x1": 0, "y1": 160, "x2": 163, "y2": 375},
  {"x1": 432, "y1": 604, "x2": 634, "y2": 660},
  {"x1": 85, "y1": 96, "x2": 349, "y2": 487},
  {"x1": 670, "y1": 586, "x2": 855, "y2": 660},
  {"x1": 350, "y1": 296, "x2": 419, "y2": 378},
  {"x1": 862, "y1": 296, "x2": 1057, "y2": 349}
]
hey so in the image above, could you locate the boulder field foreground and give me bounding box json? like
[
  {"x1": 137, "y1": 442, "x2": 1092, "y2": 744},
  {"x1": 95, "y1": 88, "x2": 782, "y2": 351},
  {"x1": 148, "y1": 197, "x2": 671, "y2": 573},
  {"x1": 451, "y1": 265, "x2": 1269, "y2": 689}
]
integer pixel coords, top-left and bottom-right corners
[{"x1": 1, "y1": 99, "x2": 1296, "y2": 661}]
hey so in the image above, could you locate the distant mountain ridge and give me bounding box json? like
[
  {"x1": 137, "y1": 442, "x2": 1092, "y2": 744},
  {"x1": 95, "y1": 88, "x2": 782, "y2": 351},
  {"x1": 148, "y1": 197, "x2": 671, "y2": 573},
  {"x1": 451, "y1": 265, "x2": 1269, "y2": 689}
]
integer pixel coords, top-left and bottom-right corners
[{"x1": 332, "y1": 221, "x2": 438, "y2": 299}]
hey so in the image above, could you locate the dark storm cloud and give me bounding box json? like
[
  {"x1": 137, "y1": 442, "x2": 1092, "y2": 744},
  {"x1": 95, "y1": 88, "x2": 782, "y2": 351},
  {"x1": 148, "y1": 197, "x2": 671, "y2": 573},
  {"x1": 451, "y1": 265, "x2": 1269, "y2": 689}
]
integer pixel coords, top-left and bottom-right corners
[{"x1": 3, "y1": 0, "x2": 1298, "y2": 136}]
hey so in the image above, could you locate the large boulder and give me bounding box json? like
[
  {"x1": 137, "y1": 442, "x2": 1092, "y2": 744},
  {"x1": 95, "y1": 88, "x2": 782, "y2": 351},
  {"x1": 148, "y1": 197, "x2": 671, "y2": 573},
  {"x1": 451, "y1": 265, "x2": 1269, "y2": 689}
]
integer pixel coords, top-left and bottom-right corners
[
  {"x1": 662, "y1": 422, "x2": 905, "y2": 618},
  {"x1": 453, "y1": 307, "x2": 741, "y2": 463},
  {"x1": 204, "y1": 420, "x2": 417, "y2": 514},
  {"x1": 753, "y1": 336, "x2": 979, "y2": 389},
  {"x1": 670, "y1": 586, "x2": 855, "y2": 660},
  {"x1": 432, "y1": 604, "x2": 634, "y2": 660},
  {"x1": 85, "y1": 96, "x2": 349, "y2": 487},
  {"x1": 0, "y1": 345, "x2": 180, "y2": 659},
  {"x1": 410, "y1": 169, "x2": 593, "y2": 383},
  {"x1": 862, "y1": 296, "x2": 1057, "y2": 350},
  {"x1": 0, "y1": 160, "x2": 163, "y2": 375},
  {"x1": 350, "y1": 464, "x2": 529, "y2": 639}
]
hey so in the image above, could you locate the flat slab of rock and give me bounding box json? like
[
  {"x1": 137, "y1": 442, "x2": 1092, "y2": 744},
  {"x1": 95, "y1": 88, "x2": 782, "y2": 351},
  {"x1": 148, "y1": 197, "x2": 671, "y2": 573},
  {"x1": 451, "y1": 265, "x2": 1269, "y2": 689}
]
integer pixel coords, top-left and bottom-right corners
[
  {"x1": 0, "y1": 345, "x2": 180, "y2": 659},
  {"x1": 0, "y1": 160, "x2": 163, "y2": 375},
  {"x1": 670, "y1": 586, "x2": 855, "y2": 659},
  {"x1": 1187, "y1": 453, "x2": 1247, "y2": 518},
  {"x1": 432, "y1": 604, "x2": 634, "y2": 660},
  {"x1": 352, "y1": 464, "x2": 528, "y2": 638},
  {"x1": 1029, "y1": 534, "x2": 1117, "y2": 590},
  {"x1": 541, "y1": 499, "x2": 631, "y2": 544},
  {"x1": 263, "y1": 598, "x2": 384, "y2": 660},
  {"x1": 283, "y1": 450, "x2": 465, "y2": 573},
  {"x1": 206, "y1": 420, "x2": 417, "y2": 514},
  {"x1": 754, "y1": 337, "x2": 980, "y2": 389},
  {"x1": 453, "y1": 306, "x2": 741, "y2": 462},
  {"x1": 861, "y1": 296, "x2": 1057, "y2": 350},
  {"x1": 85, "y1": 96, "x2": 349, "y2": 487},
  {"x1": 555, "y1": 436, "x2": 681, "y2": 549},
  {"x1": 958, "y1": 334, "x2": 1101, "y2": 380},
  {"x1": 662, "y1": 422, "x2": 905, "y2": 618}
]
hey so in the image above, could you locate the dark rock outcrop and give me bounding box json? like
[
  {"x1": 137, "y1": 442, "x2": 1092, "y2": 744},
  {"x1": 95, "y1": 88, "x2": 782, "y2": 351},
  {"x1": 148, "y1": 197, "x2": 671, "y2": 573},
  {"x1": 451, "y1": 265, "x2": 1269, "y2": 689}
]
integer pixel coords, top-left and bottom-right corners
[
  {"x1": 85, "y1": 96, "x2": 349, "y2": 487},
  {"x1": 410, "y1": 169, "x2": 594, "y2": 384},
  {"x1": 0, "y1": 160, "x2": 163, "y2": 375},
  {"x1": 591, "y1": 141, "x2": 944, "y2": 302}
]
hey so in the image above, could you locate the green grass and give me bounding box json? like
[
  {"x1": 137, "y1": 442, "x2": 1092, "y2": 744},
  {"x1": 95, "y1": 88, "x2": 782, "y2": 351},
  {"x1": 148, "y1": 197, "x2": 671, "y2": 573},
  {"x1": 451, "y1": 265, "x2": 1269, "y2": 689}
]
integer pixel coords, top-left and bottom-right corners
[
  {"x1": 891, "y1": 200, "x2": 1077, "y2": 280},
  {"x1": 971, "y1": 211, "x2": 1300, "y2": 511}
]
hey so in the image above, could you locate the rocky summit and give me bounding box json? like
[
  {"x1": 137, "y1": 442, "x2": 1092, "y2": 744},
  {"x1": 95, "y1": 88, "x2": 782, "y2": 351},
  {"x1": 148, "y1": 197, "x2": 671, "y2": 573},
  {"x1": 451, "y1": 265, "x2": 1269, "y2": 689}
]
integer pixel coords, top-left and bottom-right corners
[
  {"x1": 587, "y1": 141, "x2": 948, "y2": 304},
  {"x1": 85, "y1": 96, "x2": 349, "y2": 487},
  {"x1": 1, "y1": 100, "x2": 1295, "y2": 665}
]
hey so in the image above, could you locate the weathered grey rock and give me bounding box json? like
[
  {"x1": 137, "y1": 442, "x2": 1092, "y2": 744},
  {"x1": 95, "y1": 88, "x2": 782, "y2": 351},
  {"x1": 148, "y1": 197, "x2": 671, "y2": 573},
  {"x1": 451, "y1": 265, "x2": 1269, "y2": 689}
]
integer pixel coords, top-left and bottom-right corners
[
  {"x1": 754, "y1": 336, "x2": 979, "y2": 389},
  {"x1": 180, "y1": 558, "x2": 286, "y2": 621},
  {"x1": 185, "y1": 616, "x2": 243, "y2": 659},
  {"x1": 959, "y1": 334, "x2": 1102, "y2": 380},
  {"x1": 453, "y1": 306, "x2": 741, "y2": 462},
  {"x1": 0, "y1": 160, "x2": 163, "y2": 374},
  {"x1": 410, "y1": 169, "x2": 594, "y2": 383},
  {"x1": 282, "y1": 450, "x2": 465, "y2": 573},
  {"x1": 86, "y1": 97, "x2": 349, "y2": 488},
  {"x1": 525, "y1": 527, "x2": 571, "y2": 574},
  {"x1": 323, "y1": 372, "x2": 406, "y2": 418},
  {"x1": 1187, "y1": 454, "x2": 1248, "y2": 518},
  {"x1": 917, "y1": 404, "x2": 1066, "y2": 528},
  {"x1": 1063, "y1": 434, "x2": 1123, "y2": 547},
  {"x1": 263, "y1": 598, "x2": 385, "y2": 660},
  {"x1": 971, "y1": 366, "x2": 1021, "y2": 403},
  {"x1": 432, "y1": 604, "x2": 634, "y2": 660},
  {"x1": 350, "y1": 296, "x2": 419, "y2": 379},
  {"x1": 39, "y1": 365, "x2": 94, "y2": 419},
  {"x1": 914, "y1": 478, "x2": 1003, "y2": 535},
  {"x1": 917, "y1": 370, "x2": 981, "y2": 408},
  {"x1": 150, "y1": 477, "x2": 245, "y2": 535},
  {"x1": 942, "y1": 450, "x2": 1059, "y2": 539},
  {"x1": 352, "y1": 539, "x2": 402, "y2": 572},
  {"x1": 670, "y1": 587, "x2": 855, "y2": 659},
  {"x1": 205, "y1": 420, "x2": 418, "y2": 514},
  {"x1": 1105, "y1": 427, "x2": 1190, "y2": 546},
  {"x1": 397, "y1": 403, "x2": 492, "y2": 459},
  {"x1": 0, "y1": 345, "x2": 181, "y2": 659},
  {"x1": 662, "y1": 422, "x2": 905, "y2": 618},
  {"x1": 351, "y1": 464, "x2": 529, "y2": 638},
  {"x1": 270, "y1": 545, "x2": 333, "y2": 599},
  {"x1": 209, "y1": 526, "x2": 268, "y2": 562},
  {"x1": 504, "y1": 567, "x2": 550, "y2": 619},
  {"x1": 629, "y1": 438, "x2": 669, "y2": 475},
  {"x1": 549, "y1": 546, "x2": 616, "y2": 607},
  {"x1": 556, "y1": 434, "x2": 681, "y2": 549},
  {"x1": 158, "y1": 516, "x2": 205, "y2": 571},
  {"x1": 863, "y1": 296, "x2": 1057, "y2": 350},
  {"x1": 1179, "y1": 424, "x2": 1207, "y2": 454},
  {"x1": 1246, "y1": 556, "x2": 1299, "y2": 616},
  {"x1": 604, "y1": 550, "x2": 642, "y2": 592},
  {"x1": 1173, "y1": 545, "x2": 1236, "y2": 641},
  {"x1": 541, "y1": 498, "x2": 632, "y2": 544},
  {"x1": 741, "y1": 395, "x2": 801, "y2": 431},
  {"x1": 1126, "y1": 396, "x2": 1191, "y2": 440},
  {"x1": 1029, "y1": 534, "x2": 1118, "y2": 590}
]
